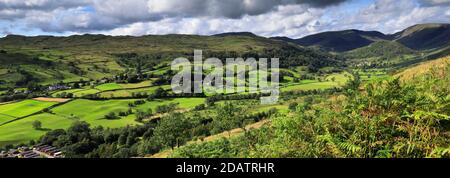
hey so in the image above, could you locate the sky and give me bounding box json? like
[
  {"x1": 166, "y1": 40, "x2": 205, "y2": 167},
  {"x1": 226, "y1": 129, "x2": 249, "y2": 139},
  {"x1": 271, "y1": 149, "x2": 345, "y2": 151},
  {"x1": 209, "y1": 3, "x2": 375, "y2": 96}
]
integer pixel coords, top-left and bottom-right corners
[{"x1": 0, "y1": 0, "x2": 449, "y2": 38}]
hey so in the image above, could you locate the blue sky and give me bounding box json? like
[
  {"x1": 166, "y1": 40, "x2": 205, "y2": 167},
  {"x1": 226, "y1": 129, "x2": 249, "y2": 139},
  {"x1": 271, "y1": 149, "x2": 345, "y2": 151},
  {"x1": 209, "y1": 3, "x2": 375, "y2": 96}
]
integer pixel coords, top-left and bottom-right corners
[{"x1": 0, "y1": 0, "x2": 449, "y2": 38}]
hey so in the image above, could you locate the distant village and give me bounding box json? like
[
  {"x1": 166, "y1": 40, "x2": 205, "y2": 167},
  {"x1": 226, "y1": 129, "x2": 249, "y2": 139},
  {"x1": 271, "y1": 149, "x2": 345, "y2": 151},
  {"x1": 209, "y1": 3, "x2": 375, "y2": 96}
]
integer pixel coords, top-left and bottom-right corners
[{"x1": 0, "y1": 144, "x2": 64, "y2": 158}]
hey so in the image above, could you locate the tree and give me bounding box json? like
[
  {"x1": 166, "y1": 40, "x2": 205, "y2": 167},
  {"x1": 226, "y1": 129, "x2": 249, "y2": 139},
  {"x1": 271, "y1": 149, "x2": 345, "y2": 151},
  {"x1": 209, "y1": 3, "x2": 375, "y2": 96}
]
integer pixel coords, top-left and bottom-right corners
[
  {"x1": 289, "y1": 102, "x2": 298, "y2": 112},
  {"x1": 152, "y1": 113, "x2": 192, "y2": 149},
  {"x1": 136, "y1": 109, "x2": 153, "y2": 122},
  {"x1": 32, "y1": 120, "x2": 42, "y2": 130},
  {"x1": 67, "y1": 121, "x2": 92, "y2": 144},
  {"x1": 148, "y1": 87, "x2": 167, "y2": 100},
  {"x1": 213, "y1": 103, "x2": 245, "y2": 136}
]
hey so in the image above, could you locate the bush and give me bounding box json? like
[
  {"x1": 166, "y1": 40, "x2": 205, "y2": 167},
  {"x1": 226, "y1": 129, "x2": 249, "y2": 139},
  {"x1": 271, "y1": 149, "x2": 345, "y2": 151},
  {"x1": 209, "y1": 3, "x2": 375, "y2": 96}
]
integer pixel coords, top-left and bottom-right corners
[
  {"x1": 155, "y1": 103, "x2": 178, "y2": 114},
  {"x1": 32, "y1": 120, "x2": 42, "y2": 130},
  {"x1": 104, "y1": 112, "x2": 119, "y2": 120},
  {"x1": 193, "y1": 104, "x2": 206, "y2": 111},
  {"x1": 288, "y1": 102, "x2": 298, "y2": 112}
]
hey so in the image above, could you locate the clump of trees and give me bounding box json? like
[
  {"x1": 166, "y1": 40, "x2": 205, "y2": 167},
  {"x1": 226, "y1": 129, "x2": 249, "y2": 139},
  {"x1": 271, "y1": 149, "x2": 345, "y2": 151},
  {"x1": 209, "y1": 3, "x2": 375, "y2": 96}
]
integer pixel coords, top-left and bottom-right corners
[
  {"x1": 135, "y1": 109, "x2": 153, "y2": 122},
  {"x1": 155, "y1": 103, "x2": 178, "y2": 114},
  {"x1": 55, "y1": 92, "x2": 74, "y2": 98}
]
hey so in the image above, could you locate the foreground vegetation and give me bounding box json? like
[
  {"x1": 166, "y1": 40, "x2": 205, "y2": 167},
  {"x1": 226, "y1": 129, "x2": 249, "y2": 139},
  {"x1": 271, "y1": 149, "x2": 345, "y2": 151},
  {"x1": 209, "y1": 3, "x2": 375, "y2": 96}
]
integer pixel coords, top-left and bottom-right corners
[
  {"x1": 170, "y1": 56, "x2": 450, "y2": 158},
  {"x1": 0, "y1": 25, "x2": 449, "y2": 158}
]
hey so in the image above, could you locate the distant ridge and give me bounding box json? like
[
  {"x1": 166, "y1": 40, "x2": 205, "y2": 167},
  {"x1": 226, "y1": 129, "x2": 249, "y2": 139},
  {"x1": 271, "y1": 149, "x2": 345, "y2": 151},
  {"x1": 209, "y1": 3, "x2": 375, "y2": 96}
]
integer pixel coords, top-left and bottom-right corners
[
  {"x1": 273, "y1": 23, "x2": 450, "y2": 52},
  {"x1": 2, "y1": 23, "x2": 449, "y2": 53},
  {"x1": 270, "y1": 36, "x2": 298, "y2": 43},
  {"x1": 392, "y1": 23, "x2": 450, "y2": 50},
  {"x1": 295, "y1": 29, "x2": 391, "y2": 52},
  {"x1": 213, "y1": 32, "x2": 259, "y2": 38}
]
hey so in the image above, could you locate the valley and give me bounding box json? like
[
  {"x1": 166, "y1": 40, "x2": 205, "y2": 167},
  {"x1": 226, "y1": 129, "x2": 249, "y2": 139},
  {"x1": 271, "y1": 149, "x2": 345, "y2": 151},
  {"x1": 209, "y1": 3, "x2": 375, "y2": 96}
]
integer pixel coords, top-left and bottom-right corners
[{"x1": 0, "y1": 23, "x2": 449, "y2": 158}]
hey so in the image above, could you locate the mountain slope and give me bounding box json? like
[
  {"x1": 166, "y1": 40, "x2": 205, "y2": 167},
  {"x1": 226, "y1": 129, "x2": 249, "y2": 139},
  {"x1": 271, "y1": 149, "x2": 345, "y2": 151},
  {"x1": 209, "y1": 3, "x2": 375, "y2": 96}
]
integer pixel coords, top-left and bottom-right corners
[
  {"x1": 295, "y1": 30, "x2": 391, "y2": 52},
  {"x1": 395, "y1": 55, "x2": 450, "y2": 81},
  {"x1": 392, "y1": 23, "x2": 450, "y2": 50},
  {"x1": 273, "y1": 23, "x2": 450, "y2": 52},
  {"x1": 0, "y1": 34, "x2": 340, "y2": 89},
  {"x1": 213, "y1": 32, "x2": 259, "y2": 38},
  {"x1": 345, "y1": 41, "x2": 416, "y2": 59}
]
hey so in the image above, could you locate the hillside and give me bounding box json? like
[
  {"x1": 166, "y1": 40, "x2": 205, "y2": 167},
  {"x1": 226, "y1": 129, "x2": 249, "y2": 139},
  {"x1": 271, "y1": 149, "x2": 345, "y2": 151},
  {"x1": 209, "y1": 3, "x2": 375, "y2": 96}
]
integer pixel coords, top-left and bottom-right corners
[
  {"x1": 392, "y1": 23, "x2": 450, "y2": 50},
  {"x1": 170, "y1": 55, "x2": 450, "y2": 158},
  {"x1": 275, "y1": 30, "x2": 391, "y2": 52},
  {"x1": 345, "y1": 41, "x2": 416, "y2": 59},
  {"x1": 295, "y1": 30, "x2": 390, "y2": 52},
  {"x1": 395, "y1": 55, "x2": 450, "y2": 81},
  {"x1": 273, "y1": 23, "x2": 450, "y2": 52},
  {"x1": 0, "y1": 34, "x2": 340, "y2": 89},
  {"x1": 213, "y1": 32, "x2": 260, "y2": 38}
]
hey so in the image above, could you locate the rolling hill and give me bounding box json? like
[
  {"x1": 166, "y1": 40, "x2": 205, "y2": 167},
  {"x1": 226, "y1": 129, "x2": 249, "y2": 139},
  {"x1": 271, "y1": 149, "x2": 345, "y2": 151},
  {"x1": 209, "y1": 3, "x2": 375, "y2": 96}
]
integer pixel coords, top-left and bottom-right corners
[
  {"x1": 0, "y1": 34, "x2": 340, "y2": 89},
  {"x1": 345, "y1": 41, "x2": 416, "y2": 59}
]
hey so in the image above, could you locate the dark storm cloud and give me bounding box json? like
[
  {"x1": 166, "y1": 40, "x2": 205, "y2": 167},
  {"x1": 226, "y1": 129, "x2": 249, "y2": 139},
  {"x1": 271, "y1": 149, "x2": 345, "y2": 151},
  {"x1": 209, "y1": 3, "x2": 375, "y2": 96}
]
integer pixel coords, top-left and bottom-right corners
[
  {"x1": 0, "y1": 0, "x2": 90, "y2": 10},
  {"x1": 147, "y1": 0, "x2": 349, "y2": 19},
  {"x1": 3, "y1": 0, "x2": 448, "y2": 36},
  {"x1": 291, "y1": 0, "x2": 348, "y2": 7},
  {"x1": 19, "y1": 0, "x2": 350, "y2": 32},
  {"x1": 418, "y1": 0, "x2": 450, "y2": 6}
]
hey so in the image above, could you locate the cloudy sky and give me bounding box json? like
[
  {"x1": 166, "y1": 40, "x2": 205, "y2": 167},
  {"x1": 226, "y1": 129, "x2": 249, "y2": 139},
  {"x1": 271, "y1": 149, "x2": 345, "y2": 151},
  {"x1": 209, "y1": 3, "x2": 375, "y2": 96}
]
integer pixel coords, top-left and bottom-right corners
[{"x1": 0, "y1": 0, "x2": 449, "y2": 38}]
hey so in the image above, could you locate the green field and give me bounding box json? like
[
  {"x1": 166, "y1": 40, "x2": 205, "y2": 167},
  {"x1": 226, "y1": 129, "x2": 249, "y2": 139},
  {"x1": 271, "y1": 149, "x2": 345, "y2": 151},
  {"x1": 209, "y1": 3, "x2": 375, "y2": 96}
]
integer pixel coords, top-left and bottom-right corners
[
  {"x1": 95, "y1": 83, "x2": 123, "y2": 91},
  {"x1": 73, "y1": 89, "x2": 101, "y2": 97},
  {"x1": 0, "y1": 97, "x2": 205, "y2": 146},
  {"x1": 355, "y1": 69, "x2": 389, "y2": 81},
  {"x1": 51, "y1": 88, "x2": 101, "y2": 97},
  {"x1": 0, "y1": 113, "x2": 74, "y2": 146},
  {"x1": 281, "y1": 73, "x2": 350, "y2": 92},
  {"x1": 0, "y1": 100, "x2": 58, "y2": 124},
  {"x1": 99, "y1": 85, "x2": 171, "y2": 98},
  {"x1": 119, "y1": 80, "x2": 154, "y2": 89},
  {"x1": 51, "y1": 88, "x2": 86, "y2": 97},
  {"x1": 136, "y1": 98, "x2": 205, "y2": 111}
]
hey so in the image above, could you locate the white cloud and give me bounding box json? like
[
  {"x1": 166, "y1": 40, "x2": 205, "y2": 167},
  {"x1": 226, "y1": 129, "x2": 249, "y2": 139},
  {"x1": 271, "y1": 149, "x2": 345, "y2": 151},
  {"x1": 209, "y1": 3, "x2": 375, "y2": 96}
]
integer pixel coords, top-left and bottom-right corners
[
  {"x1": 104, "y1": 4, "x2": 321, "y2": 38},
  {"x1": 0, "y1": 0, "x2": 448, "y2": 37}
]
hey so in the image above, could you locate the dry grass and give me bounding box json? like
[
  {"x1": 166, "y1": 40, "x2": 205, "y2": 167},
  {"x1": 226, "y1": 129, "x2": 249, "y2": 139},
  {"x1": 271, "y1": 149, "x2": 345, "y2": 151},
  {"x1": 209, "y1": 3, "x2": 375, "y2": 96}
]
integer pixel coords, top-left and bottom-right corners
[
  {"x1": 33, "y1": 97, "x2": 71, "y2": 103},
  {"x1": 147, "y1": 119, "x2": 271, "y2": 158},
  {"x1": 395, "y1": 55, "x2": 450, "y2": 81}
]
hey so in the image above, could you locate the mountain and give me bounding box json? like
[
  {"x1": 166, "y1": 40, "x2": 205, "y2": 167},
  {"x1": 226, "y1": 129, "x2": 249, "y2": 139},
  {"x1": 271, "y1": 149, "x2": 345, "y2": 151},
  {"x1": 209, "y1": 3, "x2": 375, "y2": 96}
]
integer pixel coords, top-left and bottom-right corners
[
  {"x1": 392, "y1": 23, "x2": 450, "y2": 50},
  {"x1": 213, "y1": 32, "x2": 259, "y2": 38},
  {"x1": 274, "y1": 23, "x2": 450, "y2": 52},
  {"x1": 345, "y1": 41, "x2": 416, "y2": 59},
  {"x1": 295, "y1": 30, "x2": 391, "y2": 52}
]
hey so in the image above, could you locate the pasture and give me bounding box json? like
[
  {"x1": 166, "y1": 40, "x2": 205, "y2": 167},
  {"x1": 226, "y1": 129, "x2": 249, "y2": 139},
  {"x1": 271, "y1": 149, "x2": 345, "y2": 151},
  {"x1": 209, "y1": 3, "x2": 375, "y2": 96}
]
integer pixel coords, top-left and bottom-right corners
[
  {"x1": 0, "y1": 97, "x2": 206, "y2": 146},
  {"x1": 0, "y1": 113, "x2": 74, "y2": 146},
  {"x1": 281, "y1": 72, "x2": 350, "y2": 92},
  {"x1": 95, "y1": 83, "x2": 123, "y2": 91},
  {"x1": 119, "y1": 80, "x2": 155, "y2": 89},
  {"x1": 0, "y1": 100, "x2": 58, "y2": 125}
]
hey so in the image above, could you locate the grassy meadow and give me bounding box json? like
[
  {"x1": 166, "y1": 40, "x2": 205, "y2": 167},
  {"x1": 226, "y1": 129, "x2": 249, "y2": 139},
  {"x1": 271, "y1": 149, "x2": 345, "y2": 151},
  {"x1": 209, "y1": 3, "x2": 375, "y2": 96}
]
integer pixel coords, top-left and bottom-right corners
[{"x1": 0, "y1": 100, "x2": 58, "y2": 125}]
